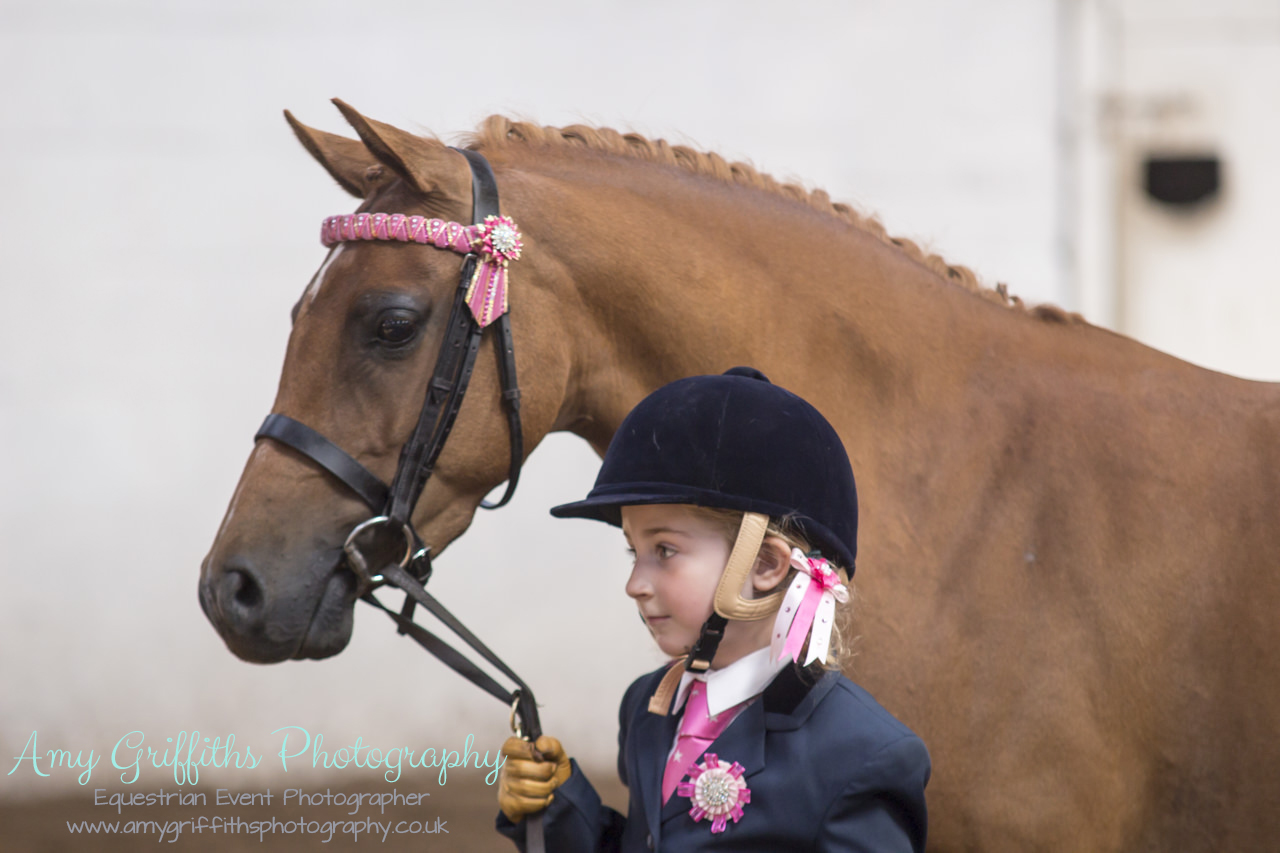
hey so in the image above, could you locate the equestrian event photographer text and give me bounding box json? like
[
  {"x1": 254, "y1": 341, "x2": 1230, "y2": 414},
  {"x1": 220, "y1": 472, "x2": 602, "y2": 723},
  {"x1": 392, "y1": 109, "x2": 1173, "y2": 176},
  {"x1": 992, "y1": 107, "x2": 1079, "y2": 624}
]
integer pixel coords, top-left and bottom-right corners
[{"x1": 8, "y1": 728, "x2": 505, "y2": 786}]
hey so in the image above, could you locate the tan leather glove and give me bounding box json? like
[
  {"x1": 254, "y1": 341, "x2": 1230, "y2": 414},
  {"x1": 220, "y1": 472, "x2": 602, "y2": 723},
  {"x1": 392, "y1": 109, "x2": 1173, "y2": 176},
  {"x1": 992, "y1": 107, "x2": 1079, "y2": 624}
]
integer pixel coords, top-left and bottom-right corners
[{"x1": 498, "y1": 735, "x2": 572, "y2": 823}]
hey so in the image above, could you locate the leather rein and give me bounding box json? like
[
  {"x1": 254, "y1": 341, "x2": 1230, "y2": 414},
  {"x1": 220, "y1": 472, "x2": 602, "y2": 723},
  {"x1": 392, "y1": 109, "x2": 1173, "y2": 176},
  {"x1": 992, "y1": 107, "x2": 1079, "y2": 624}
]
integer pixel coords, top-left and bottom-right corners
[{"x1": 252, "y1": 151, "x2": 545, "y2": 830}]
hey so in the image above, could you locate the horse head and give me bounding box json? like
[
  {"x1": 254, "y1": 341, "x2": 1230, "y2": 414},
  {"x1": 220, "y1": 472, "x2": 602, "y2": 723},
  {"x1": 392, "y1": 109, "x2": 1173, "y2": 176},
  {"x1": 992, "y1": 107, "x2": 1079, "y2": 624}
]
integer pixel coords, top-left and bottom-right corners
[{"x1": 199, "y1": 102, "x2": 575, "y2": 662}]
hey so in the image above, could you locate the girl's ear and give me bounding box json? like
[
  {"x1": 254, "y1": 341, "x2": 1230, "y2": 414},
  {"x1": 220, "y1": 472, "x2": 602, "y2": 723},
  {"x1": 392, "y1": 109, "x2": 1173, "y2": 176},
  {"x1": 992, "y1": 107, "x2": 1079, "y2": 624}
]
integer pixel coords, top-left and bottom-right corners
[{"x1": 751, "y1": 536, "x2": 793, "y2": 594}]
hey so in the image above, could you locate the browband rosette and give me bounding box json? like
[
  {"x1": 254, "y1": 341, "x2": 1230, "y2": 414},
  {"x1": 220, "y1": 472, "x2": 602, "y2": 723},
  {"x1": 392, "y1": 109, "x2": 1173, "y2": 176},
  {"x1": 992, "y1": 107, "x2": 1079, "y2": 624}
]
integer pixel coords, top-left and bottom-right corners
[
  {"x1": 318, "y1": 212, "x2": 523, "y2": 329},
  {"x1": 462, "y1": 215, "x2": 521, "y2": 328},
  {"x1": 473, "y1": 215, "x2": 522, "y2": 265}
]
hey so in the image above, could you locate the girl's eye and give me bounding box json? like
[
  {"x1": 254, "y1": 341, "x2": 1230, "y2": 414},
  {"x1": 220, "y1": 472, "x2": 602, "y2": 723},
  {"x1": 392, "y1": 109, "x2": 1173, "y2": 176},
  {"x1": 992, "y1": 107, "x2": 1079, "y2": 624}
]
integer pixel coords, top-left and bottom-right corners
[
  {"x1": 656, "y1": 544, "x2": 677, "y2": 560},
  {"x1": 374, "y1": 312, "x2": 419, "y2": 346}
]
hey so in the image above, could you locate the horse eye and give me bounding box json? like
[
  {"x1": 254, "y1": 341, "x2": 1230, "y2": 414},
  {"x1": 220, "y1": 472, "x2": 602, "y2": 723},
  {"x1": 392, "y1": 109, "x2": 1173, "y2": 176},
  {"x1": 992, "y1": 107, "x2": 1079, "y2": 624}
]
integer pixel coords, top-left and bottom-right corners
[{"x1": 375, "y1": 313, "x2": 418, "y2": 346}]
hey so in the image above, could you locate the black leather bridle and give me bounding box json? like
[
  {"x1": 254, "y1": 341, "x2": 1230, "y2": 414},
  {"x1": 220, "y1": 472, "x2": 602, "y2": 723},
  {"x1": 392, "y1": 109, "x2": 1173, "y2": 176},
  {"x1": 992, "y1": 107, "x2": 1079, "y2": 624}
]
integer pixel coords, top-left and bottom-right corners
[{"x1": 252, "y1": 151, "x2": 545, "y2": 837}]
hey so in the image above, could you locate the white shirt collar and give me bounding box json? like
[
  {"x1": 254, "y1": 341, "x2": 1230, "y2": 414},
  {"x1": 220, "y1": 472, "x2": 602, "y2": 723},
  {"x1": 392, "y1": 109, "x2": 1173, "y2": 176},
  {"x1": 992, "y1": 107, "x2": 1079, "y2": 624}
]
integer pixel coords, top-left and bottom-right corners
[{"x1": 673, "y1": 646, "x2": 788, "y2": 717}]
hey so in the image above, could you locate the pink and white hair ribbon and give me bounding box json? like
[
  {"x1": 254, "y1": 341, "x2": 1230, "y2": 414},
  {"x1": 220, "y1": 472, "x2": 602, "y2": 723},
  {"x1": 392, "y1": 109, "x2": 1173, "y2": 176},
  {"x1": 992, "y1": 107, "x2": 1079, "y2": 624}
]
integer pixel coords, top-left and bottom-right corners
[
  {"x1": 770, "y1": 548, "x2": 849, "y2": 666},
  {"x1": 319, "y1": 212, "x2": 523, "y2": 329}
]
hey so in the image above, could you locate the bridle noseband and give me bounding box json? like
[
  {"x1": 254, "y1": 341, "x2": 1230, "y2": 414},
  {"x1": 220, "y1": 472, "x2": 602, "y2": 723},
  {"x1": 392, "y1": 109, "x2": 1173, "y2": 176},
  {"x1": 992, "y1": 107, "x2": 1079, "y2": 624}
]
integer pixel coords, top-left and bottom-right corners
[{"x1": 251, "y1": 150, "x2": 544, "y2": 771}]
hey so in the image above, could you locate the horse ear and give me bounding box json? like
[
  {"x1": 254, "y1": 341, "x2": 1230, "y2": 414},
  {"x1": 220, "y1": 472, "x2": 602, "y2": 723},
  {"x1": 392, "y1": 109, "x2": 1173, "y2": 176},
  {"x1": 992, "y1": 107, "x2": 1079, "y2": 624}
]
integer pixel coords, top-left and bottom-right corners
[
  {"x1": 330, "y1": 98, "x2": 468, "y2": 201},
  {"x1": 284, "y1": 110, "x2": 376, "y2": 198}
]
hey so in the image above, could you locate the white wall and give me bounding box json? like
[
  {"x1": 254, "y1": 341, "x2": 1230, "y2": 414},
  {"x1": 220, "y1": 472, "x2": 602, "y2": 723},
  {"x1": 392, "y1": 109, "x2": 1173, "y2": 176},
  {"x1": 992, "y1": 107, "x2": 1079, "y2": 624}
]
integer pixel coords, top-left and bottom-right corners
[
  {"x1": 2, "y1": 0, "x2": 1072, "y2": 800},
  {"x1": 1067, "y1": 0, "x2": 1280, "y2": 379},
  {"x1": 1112, "y1": 0, "x2": 1280, "y2": 380}
]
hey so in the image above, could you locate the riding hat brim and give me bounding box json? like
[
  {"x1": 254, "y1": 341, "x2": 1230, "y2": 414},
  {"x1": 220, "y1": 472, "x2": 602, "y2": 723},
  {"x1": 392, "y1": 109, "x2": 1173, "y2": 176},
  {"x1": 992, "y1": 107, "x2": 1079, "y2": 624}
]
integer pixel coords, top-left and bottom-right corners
[{"x1": 550, "y1": 484, "x2": 855, "y2": 572}]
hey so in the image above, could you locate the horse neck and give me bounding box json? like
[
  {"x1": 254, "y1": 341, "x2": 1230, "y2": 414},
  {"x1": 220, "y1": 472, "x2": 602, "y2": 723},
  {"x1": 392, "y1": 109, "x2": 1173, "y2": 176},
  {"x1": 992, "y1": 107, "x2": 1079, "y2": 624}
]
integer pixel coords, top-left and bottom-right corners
[{"x1": 513, "y1": 153, "x2": 1015, "y2": 456}]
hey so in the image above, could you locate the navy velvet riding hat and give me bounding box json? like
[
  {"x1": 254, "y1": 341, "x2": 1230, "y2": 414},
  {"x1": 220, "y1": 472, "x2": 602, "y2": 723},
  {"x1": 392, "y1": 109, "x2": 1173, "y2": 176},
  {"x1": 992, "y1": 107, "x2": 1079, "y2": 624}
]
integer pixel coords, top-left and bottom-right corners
[{"x1": 551, "y1": 367, "x2": 858, "y2": 571}]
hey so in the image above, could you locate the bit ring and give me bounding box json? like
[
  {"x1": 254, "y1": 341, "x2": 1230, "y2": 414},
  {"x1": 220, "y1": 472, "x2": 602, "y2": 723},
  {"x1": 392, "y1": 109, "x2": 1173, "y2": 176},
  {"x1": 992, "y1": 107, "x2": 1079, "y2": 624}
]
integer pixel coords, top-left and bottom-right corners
[{"x1": 342, "y1": 516, "x2": 414, "y2": 586}]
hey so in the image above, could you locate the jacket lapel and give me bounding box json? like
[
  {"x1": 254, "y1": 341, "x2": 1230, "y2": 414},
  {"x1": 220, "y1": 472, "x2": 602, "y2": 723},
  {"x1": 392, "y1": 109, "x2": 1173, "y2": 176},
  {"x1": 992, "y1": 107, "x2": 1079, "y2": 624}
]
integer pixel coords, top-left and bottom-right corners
[{"x1": 630, "y1": 697, "x2": 680, "y2": 843}]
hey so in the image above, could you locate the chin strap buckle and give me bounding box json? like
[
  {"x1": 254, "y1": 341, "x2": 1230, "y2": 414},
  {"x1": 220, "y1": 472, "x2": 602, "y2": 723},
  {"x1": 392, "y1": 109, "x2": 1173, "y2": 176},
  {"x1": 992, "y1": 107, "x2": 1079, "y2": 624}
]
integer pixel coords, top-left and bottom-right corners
[{"x1": 686, "y1": 614, "x2": 728, "y2": 673}]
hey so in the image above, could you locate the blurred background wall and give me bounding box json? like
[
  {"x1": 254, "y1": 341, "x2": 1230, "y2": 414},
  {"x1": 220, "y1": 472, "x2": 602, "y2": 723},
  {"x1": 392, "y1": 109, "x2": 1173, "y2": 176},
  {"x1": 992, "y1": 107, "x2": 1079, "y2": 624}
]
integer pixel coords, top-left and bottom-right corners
[{"x1": 2, "y1": 0, "x2": 1277, "y2": 805}]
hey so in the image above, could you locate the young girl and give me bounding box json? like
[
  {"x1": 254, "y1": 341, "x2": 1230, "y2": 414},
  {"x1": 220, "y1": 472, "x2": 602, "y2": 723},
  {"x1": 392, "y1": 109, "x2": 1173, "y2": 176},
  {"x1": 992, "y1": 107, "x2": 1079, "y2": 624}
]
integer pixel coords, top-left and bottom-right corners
[{"x1": 496, "y1": 368, "x2": 929, "y2": 852}]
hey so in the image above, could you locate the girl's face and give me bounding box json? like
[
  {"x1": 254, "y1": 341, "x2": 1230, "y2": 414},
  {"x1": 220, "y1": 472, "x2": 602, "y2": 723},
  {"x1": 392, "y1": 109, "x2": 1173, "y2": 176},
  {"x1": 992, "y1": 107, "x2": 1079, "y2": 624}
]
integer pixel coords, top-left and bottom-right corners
[{"x1": 621, "y1": 504, "x2": 785, "y2": 667}]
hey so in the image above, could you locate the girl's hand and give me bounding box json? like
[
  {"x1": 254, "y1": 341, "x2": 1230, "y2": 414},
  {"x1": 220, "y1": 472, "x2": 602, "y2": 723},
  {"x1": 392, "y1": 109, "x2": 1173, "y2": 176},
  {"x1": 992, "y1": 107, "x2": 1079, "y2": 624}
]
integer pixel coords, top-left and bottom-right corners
[{"x1": 497, "y1": 735, "x2": 572, "y2": 822}]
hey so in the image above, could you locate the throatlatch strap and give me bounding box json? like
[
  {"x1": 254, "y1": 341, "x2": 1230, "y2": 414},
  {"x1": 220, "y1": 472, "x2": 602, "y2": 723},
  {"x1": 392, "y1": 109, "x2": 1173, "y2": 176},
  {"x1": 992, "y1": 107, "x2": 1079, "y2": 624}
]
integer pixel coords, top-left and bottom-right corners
[{"x1": 481, "y1": 311, "x2": 523, "y2": 509}]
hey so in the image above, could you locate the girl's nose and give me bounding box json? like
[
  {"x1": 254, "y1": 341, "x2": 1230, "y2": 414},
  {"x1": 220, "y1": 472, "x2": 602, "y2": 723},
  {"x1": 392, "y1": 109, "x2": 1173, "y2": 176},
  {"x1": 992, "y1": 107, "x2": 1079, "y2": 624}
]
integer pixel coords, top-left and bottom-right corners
[{"x1": 624, "y1": 564, "x2": 650, "y2": 600}]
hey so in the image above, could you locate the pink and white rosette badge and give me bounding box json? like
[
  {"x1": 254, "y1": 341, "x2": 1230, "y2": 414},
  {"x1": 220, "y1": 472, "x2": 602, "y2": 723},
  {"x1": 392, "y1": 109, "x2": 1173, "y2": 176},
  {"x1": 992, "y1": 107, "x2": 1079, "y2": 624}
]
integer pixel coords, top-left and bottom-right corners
[
  {"x1": 463, "y1": 215, "x2": 523, "y2": 328},
  {"x1": 319, "y1": 212, "x2": 523, "y2": 329},
  {"x1": 675, "y1": 752, "x2": 751, "y2": 833},
  {"x1": 771, "y1": 548, "x2": 850, "y2": 666}
]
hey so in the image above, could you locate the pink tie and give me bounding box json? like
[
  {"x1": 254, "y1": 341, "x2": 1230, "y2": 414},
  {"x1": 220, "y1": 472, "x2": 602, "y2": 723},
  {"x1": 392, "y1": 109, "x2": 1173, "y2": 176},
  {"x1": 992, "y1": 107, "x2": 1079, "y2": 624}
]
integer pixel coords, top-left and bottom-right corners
[{"x1": 661, "y1": 681, "x2": 743, "y2": 803}]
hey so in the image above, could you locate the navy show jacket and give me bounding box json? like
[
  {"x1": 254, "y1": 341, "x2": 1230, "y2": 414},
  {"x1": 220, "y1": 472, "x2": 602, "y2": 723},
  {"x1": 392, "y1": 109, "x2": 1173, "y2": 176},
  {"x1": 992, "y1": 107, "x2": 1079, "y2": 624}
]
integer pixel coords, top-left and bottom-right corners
[{"x1": 498, "y1": 662, "x2": 929, "y2": 852}]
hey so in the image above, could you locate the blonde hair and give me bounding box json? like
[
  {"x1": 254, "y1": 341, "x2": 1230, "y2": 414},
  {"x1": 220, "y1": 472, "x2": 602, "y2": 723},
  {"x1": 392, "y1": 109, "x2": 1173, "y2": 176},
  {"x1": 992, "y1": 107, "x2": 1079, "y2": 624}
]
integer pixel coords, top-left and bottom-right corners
[{"x1": 682, "y1": 505, "x2": 857, "y2": 671}]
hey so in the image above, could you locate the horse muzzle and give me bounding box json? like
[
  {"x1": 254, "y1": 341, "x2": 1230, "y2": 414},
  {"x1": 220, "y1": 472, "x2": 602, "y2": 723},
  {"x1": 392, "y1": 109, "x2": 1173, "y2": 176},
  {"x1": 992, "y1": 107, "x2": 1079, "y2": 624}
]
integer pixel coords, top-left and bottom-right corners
[{"x1": 199, "y1": 549, "x2": 358, "y2": 662}]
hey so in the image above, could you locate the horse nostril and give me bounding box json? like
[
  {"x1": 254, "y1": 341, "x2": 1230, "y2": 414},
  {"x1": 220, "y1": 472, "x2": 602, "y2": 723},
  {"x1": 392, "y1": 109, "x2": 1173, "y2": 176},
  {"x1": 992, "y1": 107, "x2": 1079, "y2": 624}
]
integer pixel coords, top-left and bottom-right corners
[
  {"x1": 217, "y1": 566, "x2": 266, "y2": 630},
  {"x1": 230, "y1": 569, "x2": 263, "y2": 609}
]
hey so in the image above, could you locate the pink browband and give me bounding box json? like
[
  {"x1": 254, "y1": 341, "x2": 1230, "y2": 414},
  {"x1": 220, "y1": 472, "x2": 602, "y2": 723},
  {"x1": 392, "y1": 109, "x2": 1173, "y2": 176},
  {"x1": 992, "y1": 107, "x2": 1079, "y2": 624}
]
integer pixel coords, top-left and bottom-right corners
[{"x1": 320, "y1": 212, "x2": 523, "y2": 329}]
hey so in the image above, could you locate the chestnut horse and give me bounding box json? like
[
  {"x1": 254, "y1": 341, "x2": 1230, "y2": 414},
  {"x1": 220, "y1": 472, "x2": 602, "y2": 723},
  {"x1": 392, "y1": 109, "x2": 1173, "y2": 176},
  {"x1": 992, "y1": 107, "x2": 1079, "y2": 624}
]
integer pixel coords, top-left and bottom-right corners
[{"x1": 200, "y1": 101, "x2": 1280, "y2": 852}]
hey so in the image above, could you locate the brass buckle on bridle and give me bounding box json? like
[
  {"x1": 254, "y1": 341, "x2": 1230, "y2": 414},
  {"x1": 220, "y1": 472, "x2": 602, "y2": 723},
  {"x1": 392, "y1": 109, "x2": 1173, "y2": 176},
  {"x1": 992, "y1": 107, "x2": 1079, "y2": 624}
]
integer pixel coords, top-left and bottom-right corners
[{"x1": 342, "y1": 516, "x2": 414, "y2": 591}]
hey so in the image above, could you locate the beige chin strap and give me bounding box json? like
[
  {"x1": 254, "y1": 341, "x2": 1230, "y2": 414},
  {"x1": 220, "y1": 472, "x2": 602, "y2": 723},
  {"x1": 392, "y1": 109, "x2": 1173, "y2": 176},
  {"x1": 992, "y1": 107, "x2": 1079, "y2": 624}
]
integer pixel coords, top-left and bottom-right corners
[
  {"x1": 647, "y1": 656, "x2": 687, "y2": 715},
  {"x1": 713, "y1": 511, "x2": 784, "y2": 620}
]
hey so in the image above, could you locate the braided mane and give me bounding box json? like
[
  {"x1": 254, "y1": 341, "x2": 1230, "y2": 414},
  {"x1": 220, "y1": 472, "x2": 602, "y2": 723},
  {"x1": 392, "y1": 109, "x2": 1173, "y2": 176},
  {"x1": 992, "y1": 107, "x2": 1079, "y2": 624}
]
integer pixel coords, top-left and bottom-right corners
[{"x1": 465, "y1": 116, "x2": 1077, "y2": 323}]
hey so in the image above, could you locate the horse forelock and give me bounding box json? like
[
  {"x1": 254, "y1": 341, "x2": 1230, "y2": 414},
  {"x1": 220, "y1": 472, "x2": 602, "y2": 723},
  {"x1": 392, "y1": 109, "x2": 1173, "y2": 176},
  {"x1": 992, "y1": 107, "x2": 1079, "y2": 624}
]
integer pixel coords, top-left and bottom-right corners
[{"x1": 463, "y1": 115, "x2": 1080, "y2": 325}]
